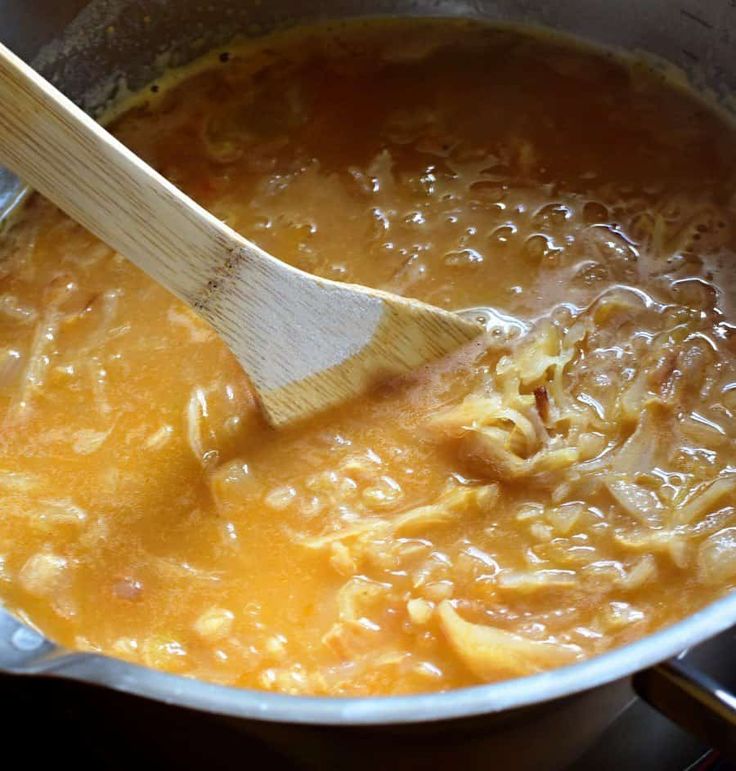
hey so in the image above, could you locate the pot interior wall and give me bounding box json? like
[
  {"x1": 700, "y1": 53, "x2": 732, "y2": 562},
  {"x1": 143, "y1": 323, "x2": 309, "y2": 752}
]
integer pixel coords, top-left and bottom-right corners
[
  {"x1": 1, "y1": 0, "x2": 734, "y2": 222},
  {"x1": 3, "y1": 0, "x2": 736, "y2": 111}
]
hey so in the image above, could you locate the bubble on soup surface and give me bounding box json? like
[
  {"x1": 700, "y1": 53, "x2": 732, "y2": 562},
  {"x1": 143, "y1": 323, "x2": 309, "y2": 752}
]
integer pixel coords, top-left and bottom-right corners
[
  {"x1": 488, "y1": 224, "x2": 516, "y2": 247},
  {"x1": 532, "y1": 202, "x2": 573, "y2": 228},
  {"x1": 523, "y1": 234, "x2": 552, "y2": 264},
  {"x1": 582, "y1": 201, "x2": 609, "y2": 224},
  {"x1": 443, "y1": 247, "x2": 484, "y2": 268},
  {"x1": 583, "y1": 225, "x2": 638, "y2": 277}
]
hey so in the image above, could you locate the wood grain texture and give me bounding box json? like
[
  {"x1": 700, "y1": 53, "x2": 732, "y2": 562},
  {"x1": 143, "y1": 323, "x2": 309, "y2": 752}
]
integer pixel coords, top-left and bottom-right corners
[{"x1": 0, "y1": 42, "x2": 481, "y2": 425}]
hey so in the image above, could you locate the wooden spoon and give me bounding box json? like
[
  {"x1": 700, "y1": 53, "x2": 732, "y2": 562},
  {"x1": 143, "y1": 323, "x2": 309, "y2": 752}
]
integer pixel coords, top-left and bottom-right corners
[{"x1": 0, "y1": 43, "x2": 481, "y2": 426}]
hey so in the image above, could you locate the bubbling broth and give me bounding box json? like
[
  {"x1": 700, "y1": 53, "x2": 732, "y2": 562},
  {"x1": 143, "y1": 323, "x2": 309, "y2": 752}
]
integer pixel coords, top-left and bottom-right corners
[{"x1": 2, "y1": 19, "x2": 736, "y2": 695}]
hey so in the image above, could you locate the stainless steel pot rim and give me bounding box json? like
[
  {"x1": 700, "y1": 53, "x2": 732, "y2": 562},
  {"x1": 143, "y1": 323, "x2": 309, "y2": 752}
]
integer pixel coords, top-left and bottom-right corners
[
  {"x1": 2, "y1": 0, "x2": 735, "y2": 730},
  {"x1": 12, "y1": 589, "x2": 736, "y2": 726}
]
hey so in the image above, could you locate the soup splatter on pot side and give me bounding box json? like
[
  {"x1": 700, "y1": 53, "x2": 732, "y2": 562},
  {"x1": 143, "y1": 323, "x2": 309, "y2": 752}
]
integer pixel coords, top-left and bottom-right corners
[{"x1": 2, "y1": 20, "x2": 736, "y2": 695}]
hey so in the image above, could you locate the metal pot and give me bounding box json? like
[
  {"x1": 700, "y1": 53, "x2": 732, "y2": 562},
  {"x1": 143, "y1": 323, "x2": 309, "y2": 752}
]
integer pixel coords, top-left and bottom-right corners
[{"x1": 1, "y1": 1, "x2": 735, "y2": 767}]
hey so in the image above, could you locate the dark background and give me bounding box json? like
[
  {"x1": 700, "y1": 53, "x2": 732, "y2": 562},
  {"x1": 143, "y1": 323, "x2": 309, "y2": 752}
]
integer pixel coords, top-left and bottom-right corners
[{"x1": 2, "y1": 669, "x2": 734, "y2": 771}]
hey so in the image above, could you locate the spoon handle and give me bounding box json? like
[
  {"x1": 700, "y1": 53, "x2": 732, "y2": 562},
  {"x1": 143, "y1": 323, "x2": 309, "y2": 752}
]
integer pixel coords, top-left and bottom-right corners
[
  {"x1": 0, "y1": 41, "x2": 259, "y2": 309},
  {"x1": 0, "y1": 42, "x2": 480, "y2": 426}
]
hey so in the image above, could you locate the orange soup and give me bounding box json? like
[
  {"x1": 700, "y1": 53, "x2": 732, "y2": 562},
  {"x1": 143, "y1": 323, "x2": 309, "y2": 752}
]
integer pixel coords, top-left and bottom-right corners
[{"x1": 2, "y1": 19, "x2": 736, "y2": 695}]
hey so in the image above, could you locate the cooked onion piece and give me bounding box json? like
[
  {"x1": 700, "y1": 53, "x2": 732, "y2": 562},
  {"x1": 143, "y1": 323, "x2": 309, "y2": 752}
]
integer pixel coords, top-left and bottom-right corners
[{"x1": 438, "y1": 601, "x2": 583, "y2": 680}]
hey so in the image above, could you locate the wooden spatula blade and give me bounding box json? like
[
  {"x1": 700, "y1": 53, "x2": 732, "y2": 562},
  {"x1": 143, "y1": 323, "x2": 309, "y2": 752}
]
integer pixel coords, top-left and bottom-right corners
[
  {"x1": 193, "y1": 250, "x2": 482, "y2": 425},
  {"x1": 257, "y1": 303, "x2": 480, "y2": 426},
  {"x1": 0, "y1": 41, "x2": 482, "y2": 428}
]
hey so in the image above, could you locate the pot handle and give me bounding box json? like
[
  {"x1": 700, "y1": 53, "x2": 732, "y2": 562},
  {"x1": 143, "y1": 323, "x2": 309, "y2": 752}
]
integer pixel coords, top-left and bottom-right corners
[{"x1": 633, "y1": 658, "x2": 736, "y2": 759}]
